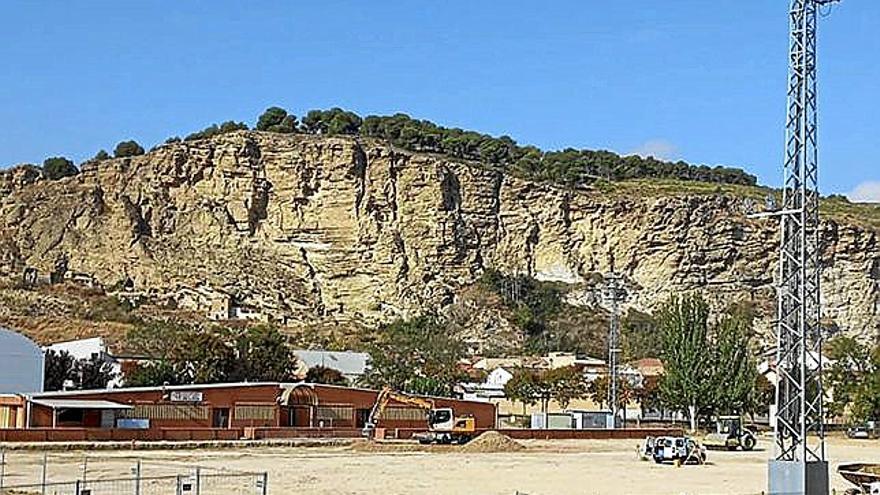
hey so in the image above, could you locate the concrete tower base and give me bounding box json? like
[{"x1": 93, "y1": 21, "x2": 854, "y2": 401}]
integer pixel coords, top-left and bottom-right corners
[{"x1": 768, "y1": 460, "x2": 829, "y2": 495}]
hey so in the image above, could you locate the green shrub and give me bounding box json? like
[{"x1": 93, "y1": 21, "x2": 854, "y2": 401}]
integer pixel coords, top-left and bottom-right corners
[
  {"x1": 114, "y1": 140, "x2": 145, "y2": 158},
  {"x1": 42, "y1": 157, "x2": 78, "y2": 180},
  {"x1": 256, "y1": 107, "x2": 298, "y2": 133}
]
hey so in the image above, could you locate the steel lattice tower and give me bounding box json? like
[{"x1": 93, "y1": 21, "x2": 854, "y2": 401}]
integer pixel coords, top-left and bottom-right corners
[
  {"x1": 769, "y1": 1, "x2": 839, "y2": 493},
  {"x1": 604, "y1": 272, "x2": 625, "y2": 428}
]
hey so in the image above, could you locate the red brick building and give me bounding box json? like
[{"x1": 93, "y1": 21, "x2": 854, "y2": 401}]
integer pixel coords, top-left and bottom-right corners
[{"x1": 20, "y1": 383, "x2": 496, "y2": 432}]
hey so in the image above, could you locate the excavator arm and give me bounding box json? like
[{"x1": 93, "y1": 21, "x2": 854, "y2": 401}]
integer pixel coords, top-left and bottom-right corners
[{"x1": 363, "y1": 387, "x2": 435, "y2": 437}]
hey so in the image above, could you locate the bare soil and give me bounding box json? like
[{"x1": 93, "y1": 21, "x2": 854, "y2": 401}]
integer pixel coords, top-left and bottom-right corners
[{"x1": 2, "y1": 435, "x2": 879, "y2": 494}]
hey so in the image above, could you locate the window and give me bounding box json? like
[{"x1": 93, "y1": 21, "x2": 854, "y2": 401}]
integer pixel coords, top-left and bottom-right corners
[
  {"x1": 316, "y1": 405, "x2": 353, "y2": 421},
  {"x1": 120, "y1": 404, "x2": 209, "y2": 421},
  {"x1": 234, "y1": 405, "x2": 276, "y2": 421},
  {"x1": 428, "y1": 409, "x2": 451, "y2": 424},
  {"x1": 58, "y1": 408, "x2": 84, "y2": 423}
]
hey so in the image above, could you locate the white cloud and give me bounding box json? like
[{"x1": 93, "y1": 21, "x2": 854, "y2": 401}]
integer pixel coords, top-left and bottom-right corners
[
  {"x1": 628, "y1": 139, "x2": 680, "y2": 161},
  {"x1": 846, "y1": 181, "x2": 880, "y2": 203}
]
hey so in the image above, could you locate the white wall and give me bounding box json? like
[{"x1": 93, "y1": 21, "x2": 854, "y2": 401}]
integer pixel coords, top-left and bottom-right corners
[{"x1": 0, "y1": 328, "x2": 44, "y2": 393}]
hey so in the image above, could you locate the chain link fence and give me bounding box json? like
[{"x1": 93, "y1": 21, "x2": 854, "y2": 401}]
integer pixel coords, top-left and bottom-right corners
[{"x1": 0, "y1": 451, "x2": 268, "y2": 495}]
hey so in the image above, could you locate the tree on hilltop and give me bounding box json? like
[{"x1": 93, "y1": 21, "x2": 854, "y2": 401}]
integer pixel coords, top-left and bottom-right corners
[
  {"x1": 114, "y1": 140, "x2": 145, "y2": 158},
  {"x1": 42, "y1": 156, "x2": 78, "y2": 180},
  {"x1": 256, "y1": 106, "x2": 298, "y2": 133}
]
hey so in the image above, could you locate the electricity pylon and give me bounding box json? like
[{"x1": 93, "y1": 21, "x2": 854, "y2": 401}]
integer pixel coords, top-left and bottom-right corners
[
  {"x1": 767, "y1": 1, "x2": 840, "y2": 493},
  {"x1": 603, "y1": 272, "x2": 626, "y2": 428}
]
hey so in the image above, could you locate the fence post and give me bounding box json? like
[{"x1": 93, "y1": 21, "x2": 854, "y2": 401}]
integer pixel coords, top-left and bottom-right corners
[
  {"x1": 195, "y1": 467, "x2": 201, "y2": 495},
  {"x1": 81, "y1": 455, "x2": 88, "y2": 486},
  {"x1": 40, "y1": 452, "x2": 47, "y2": 495},
  {"x1": 75, "y1": 479, "x2": 81, "y2": 495},
  {"x1": 0, "y1": 450, "x2": 5, "y2": 490},
  {"x1": 133, "y1": 459, "x2": 141, "y2": 495},
  {"x1": 261, "y1": 472, "x2": 268, "y2": 495}
]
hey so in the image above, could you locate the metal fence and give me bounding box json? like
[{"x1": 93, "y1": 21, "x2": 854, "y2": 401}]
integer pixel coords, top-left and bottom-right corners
[
  {"x1": 0, "y1": 451, "x2": 268, "y2": 495},
  {"x1": 0, "y1": 472, "x2": 268, "y2": 495}
]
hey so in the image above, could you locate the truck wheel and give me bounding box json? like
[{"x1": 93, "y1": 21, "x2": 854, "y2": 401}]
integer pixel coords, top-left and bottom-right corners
[{"x1": 741, "y1": 435, "x2": 756, "y2": 451}]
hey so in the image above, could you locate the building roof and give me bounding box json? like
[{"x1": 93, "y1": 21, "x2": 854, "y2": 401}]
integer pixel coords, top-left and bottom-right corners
[
  {"x1": 293, "y1": 350, "x2": 370, "y2": 376},
  {"x1": 45, "y1": 336, "x2": 105, "y2": 349},
  {"x1": 29, "y1": 381, "x2": 283, "y2": 398},
  {"x1": 31, "y1": 398, "x2": 133, "y2": 410},
  {"x1": 630, "y1": 358, "x2": 665, "y2": 377}
]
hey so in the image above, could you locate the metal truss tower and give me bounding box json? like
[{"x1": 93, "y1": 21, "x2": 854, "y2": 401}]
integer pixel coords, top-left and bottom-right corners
[
  {"x1": 604, "y1": 272, "x2": 626, "y2": 428},
  {"x1": 769, "y1": 1, "x2": 839, "y2": 493}
]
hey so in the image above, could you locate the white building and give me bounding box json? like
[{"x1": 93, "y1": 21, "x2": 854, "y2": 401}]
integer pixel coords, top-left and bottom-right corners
[{"x1": 0, "y1": 327, "x2": 44, "y2": 393}]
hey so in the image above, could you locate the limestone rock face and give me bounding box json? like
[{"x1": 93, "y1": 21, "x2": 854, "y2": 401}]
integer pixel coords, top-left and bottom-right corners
[{"x1": 0, "y1": 131, "x2": 877, "y2": 341}]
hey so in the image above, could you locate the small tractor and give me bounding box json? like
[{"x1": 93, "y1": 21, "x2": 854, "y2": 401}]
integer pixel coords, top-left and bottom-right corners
[{"x1": 703, "y1": 415, "x2": 757, "y2": 451}]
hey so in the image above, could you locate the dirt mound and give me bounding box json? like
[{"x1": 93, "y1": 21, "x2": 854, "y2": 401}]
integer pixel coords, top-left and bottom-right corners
[{"x1": 460, "y1": 431, "x2": 524, "y2": 453}]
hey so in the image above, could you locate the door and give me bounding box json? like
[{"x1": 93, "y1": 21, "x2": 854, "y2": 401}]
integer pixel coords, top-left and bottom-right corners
[
  {"x1": 100, "y1": 410, "x2": 115, "y2": 428},
  {"x1": 356, "y1": 409, "x2": 371, "y2": 428},
  {"x1": 212, "y1": 408, "x2": 230, "y2": 428},
  {"x1": 290, "y1": 406, "x2": 311, "y2": 427}
]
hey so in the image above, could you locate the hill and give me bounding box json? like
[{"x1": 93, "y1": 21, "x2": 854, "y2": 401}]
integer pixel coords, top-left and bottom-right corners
[{"x1": 0, "y1": 130, "x2": 877, "y2": 351}]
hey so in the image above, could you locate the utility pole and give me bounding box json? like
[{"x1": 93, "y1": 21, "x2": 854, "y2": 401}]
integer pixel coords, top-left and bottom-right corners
[
  {"x1": 603, "y1": 271, "x2": 626, "y2": 428},
  {"x1": 765, "y1": 1, "x2": 840, "y2": 494}
]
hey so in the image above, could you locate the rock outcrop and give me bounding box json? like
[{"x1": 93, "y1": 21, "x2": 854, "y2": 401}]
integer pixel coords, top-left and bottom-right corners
[{"x1": 1, "y1": 132, "x2": 877, "y2": 342}]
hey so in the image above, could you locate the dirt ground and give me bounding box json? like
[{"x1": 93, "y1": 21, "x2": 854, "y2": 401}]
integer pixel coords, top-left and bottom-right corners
[{"x1": 2, "y1": 435, "x2": 879, "y2": 494}]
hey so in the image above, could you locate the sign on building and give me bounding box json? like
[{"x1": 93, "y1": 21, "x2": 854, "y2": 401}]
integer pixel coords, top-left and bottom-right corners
[{"x1": 169, "y1": 391, "x2": 203, "y2": 403}]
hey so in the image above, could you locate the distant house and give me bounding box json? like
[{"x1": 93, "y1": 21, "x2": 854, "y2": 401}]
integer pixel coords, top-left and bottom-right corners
[
  {"x1": 44, "y1": 337, "x2": 123, "y2": 388},
  {"x1": 176, "y1": 286, "x2": 232, "y2": 320},
  {"x1": 293, "y1": 350, "x2": 371, "y2": 382},
  {"x1": 457, "y1": 367, "x2": 514, "y2": 401},
  {"x1": 630, "y1": 358, "x2": 664, "y2": 378}
]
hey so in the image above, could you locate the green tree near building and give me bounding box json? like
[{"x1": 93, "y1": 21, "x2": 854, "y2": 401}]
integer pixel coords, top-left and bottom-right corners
[
  {"x1": 77, "y1": 354, "x2": 118, "y2": 390},
  {"x1": 503, "y1": 369, "x2": 540, "y2": 415},
  {"x1": 658, "y1": 294, "x2": 759, "y2": 431},
  {"x1": 305, "y1": 366, "x2": 348, "y2": 385},
  {"x1": 363, "y1": 316, "x2": 466, "y2": 396},
  {"x1": 503, "y1": 366, "x2": 588, "y2": 414},
  {"x1": 826, "y1": 336, "x2": 880, "y2": 423},
  {"x1": 44, "y1": 350, "x2": 117, "y2": 391},
  {"x1": 44, "y1": 350, "x2": 77, "y2": 391},
  {"x1": 42, "y1": 156, "x2": 78, "y2": 180},
  {"x1": 122, "y1": 322, "x2": 298, "y2": 386}
]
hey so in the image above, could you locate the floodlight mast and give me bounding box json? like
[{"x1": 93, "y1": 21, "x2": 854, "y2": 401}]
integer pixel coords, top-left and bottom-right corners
[{"x1": 767, "y1": 1, "x2": 840, "y2": 494}]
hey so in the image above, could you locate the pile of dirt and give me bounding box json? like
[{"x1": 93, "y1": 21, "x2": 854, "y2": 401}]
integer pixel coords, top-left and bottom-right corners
[{"x1": 460, "y1": 431, "x2": 525, "y2": 453}]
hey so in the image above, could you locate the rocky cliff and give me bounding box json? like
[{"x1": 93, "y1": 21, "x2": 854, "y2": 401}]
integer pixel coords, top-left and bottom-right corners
[{"x1": 1, "y1": 131, "x2": 878, "y2": 345}]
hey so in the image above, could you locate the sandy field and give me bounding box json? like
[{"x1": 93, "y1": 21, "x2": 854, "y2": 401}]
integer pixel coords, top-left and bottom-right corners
[{"x1": 2, "y1": 435, "x2": 878, "y2": 494}]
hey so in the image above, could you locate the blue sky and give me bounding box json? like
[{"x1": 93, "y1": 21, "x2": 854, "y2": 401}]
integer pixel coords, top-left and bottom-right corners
[{"x1": 1, "y1": 1, "x2": 877, "y2": 199}]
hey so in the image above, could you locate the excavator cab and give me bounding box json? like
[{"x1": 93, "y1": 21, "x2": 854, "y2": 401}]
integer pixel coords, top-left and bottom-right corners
[{"x1": 428, "y1": 408, "x2": 454, "y2": 431}]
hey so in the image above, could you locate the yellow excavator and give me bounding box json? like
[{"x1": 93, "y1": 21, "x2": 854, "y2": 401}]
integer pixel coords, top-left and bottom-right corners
[{"x1": 362, "y1": 386, "x2": 476, "y2": 444}]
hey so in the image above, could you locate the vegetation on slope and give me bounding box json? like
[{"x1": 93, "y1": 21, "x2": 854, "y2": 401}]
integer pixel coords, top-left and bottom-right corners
[{"x1": 247, "y1": 106, "x2": 757, "y2": 187}]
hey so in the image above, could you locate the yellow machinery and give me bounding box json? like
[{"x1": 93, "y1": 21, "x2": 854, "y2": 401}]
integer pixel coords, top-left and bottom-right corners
[{"x1": 363, "y1": 387, "x2": 476, "y2": 444}]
